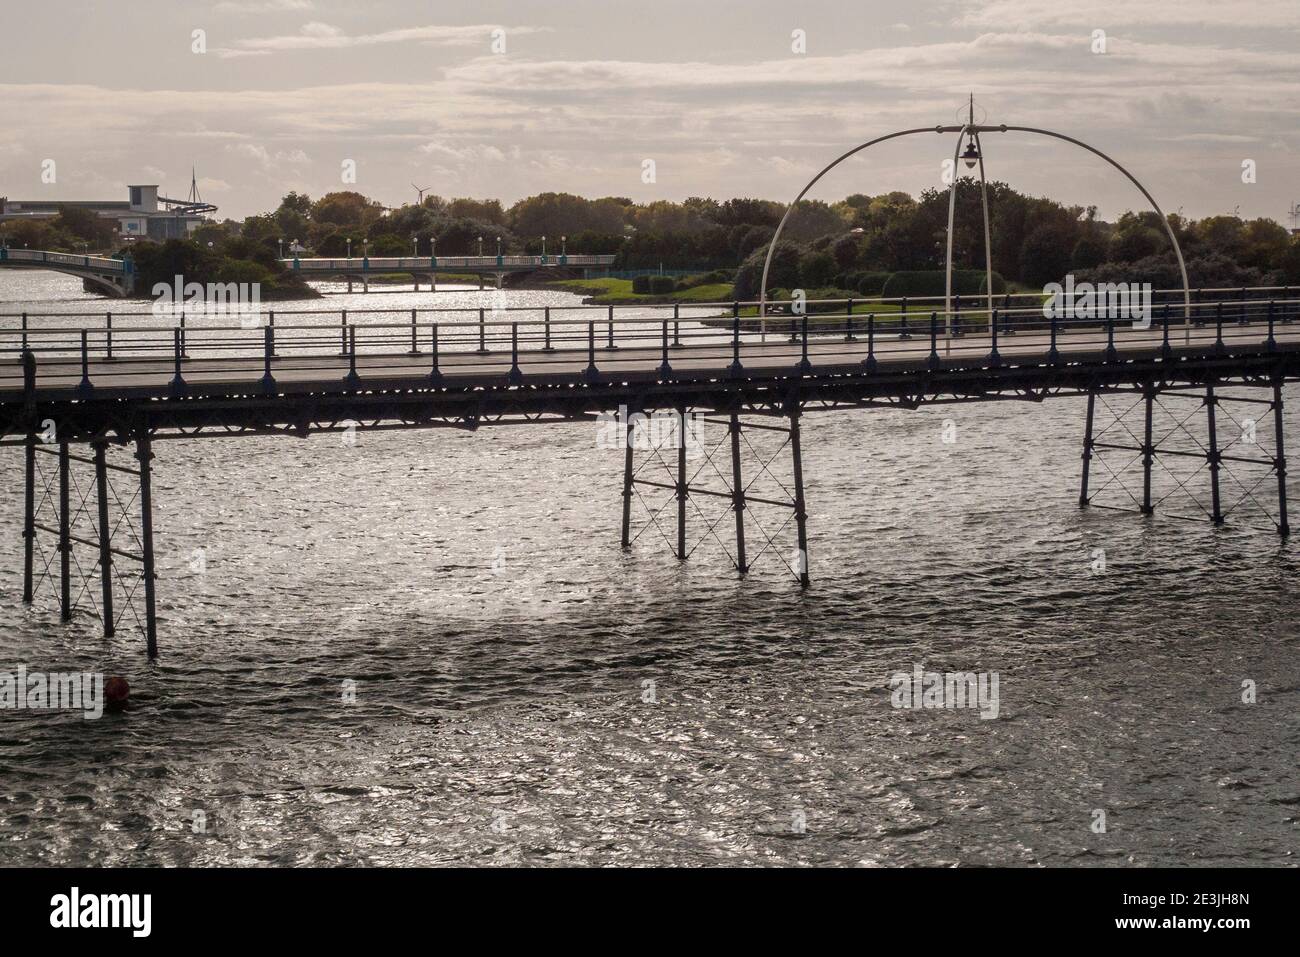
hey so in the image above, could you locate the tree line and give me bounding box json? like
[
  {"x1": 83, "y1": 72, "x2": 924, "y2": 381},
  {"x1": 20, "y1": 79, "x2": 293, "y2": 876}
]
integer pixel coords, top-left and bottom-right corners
[{"x1": 5, "y1": 182, "x2": 1298, "y2": 296}]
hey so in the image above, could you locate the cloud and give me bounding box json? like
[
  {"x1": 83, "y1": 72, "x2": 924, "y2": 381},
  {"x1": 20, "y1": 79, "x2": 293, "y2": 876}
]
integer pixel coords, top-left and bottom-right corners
[
  {"x1": 213, "y1": 0, "x2": 314, "y2": 13},
  {"x1": 226, "y1": 143, "x2": 311, "y2": 169},
  {"x1": 418, "y1": 143, "x2": 514, "y2": 163},
  {"x1": 954, "y1": 0, "x2": 1300, "y2": 30},
  {"x1": 219, "y1": 23, "x2": 548, "y2": 57}
]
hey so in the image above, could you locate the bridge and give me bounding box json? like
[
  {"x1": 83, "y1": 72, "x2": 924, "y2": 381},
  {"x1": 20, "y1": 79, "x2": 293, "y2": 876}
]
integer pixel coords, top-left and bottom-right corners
[
  {"x1": 1, "y1": 287, "x2": 1296, "y2": 657},
  {"x1": 0, "y1": 248, "x2": 618, "y2": 297},
  {"x1": 0, "y1": 247, "x2": 134, "y2": 296},
  {"x1": 281, "y1": 253, "x2": 617, "y2": 291}
]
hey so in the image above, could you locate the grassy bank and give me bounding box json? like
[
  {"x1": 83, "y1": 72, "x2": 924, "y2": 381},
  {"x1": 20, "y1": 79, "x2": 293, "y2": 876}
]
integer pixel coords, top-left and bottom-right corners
[{"x1": 543, "y1": 277, "x2": 735, "y2": 304}]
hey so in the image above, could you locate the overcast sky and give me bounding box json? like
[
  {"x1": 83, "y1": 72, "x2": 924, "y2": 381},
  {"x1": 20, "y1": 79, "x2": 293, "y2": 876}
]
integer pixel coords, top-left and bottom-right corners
[{"x1": 1, "y1": 0, "x2": 1296, "y2": 224}]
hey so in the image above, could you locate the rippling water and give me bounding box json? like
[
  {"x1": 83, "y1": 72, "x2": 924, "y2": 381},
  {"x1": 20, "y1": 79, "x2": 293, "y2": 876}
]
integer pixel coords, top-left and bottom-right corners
[{"x1": 1, "y1": 273, "x2": 1297, "y2": 866}]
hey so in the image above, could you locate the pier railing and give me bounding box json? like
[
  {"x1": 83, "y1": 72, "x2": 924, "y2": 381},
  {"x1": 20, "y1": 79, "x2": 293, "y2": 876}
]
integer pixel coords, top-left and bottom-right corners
[{"x1": 2, "y1": 287, "x2": 1298, "y2": 394}]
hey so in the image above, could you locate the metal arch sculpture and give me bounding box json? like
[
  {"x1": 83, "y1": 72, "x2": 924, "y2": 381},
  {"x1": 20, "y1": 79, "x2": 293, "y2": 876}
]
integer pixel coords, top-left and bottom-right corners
[{"x1": 757, "y1": 118, "x2": 1192, "y2": 341}]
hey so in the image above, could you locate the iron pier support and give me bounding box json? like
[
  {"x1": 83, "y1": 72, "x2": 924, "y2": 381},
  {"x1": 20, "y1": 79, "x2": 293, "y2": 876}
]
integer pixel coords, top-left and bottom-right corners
[
  {"x1": 94, "y1": 441, "x2": 114, "y2": 637},
  {"x1": 136, "y1": 429, "x2": 158, "y2": 657},
  {"x1": 676, "y1": 409, "x2": 687, "y2": 560},
  {"x1": 1204, "y1": 383, "x2": 1223, "y2": 525},
  {"x1": 1274, "y1": 378, "x2": 1290, "y2": 537},
  {"x1": 1079, "y1": 389, "x2": 1096, "y2": 508},
  {"x1": 1141, "y1": 383, "x2": 1155, "y2": 516},
  {"x1": 788, "y1": 403, "x2": 811, "y2": 588},
  {"x1": 729, "y1": 413, "x2": 748, "y2": 574},
  {"x1": 22, "y1": 434, "x2": 34, "y2": 603},
  {"x1": 620, "y1": 410, "x2": 635, "y2": 549},
  {"x1": 58, "y1": 442, "x2": 71, "y2": 622}
]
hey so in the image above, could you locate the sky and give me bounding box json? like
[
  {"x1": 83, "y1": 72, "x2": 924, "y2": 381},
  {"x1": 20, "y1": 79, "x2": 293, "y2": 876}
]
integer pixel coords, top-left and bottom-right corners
[{"x1": 1, "y1": 0, "x2": 1297, "y2": 224}]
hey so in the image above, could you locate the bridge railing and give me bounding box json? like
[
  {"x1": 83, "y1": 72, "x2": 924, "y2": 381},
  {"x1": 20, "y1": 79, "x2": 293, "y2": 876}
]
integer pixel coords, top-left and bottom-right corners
[
  {"x1": 1, "y1": 292, "x2": 1297, "y2": 394},
  {"x1": 285, "y1": 254, "x2": 616, "y2": 271},
  {"x1": 0, "y1": 249, "x2": 125, "y2": 272}
]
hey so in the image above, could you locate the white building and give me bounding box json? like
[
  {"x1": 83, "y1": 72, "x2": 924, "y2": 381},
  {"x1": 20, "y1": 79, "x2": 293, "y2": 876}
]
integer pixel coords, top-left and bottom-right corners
[{"x1": 0, "y1": 183, "x2": 216, "y2": 240}]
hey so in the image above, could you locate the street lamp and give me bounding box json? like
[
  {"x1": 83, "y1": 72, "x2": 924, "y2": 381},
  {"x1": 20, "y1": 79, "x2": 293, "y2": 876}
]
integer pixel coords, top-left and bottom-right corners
[
  {"x1": 346, "y1": 237, "x2": 352, "y2": 259},
  {"x1": 278, "y1": 237, "x2": 284, "y2": 258},
  {"x1": 362, "y1": 239, "x2": 369, "y2": 259},
  {"x1": 412, "y1": 234, "x2": 418, "y2": 256},
  {"x1": 961, "y1": 138, "x2": 981, "y2": 169},
  {"x1": 496, "y1": 236, "x2": 502, "y2": 257},
  {"x1": 561, "y1": 235, "x2": 567, "y2": 257},
  {"x1": 477, "y1": 236, "x2": 483, "y2": 257},
  {"x1": 431, "y1": 236, "x2": 437, "y2": 258},
  {"x1": 541, "y1": 235, "x2": 547, "y2": 259}
]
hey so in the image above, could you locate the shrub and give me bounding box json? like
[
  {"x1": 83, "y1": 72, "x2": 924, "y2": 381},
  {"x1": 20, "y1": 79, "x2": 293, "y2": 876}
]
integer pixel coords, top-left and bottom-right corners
[
  {"x1": 847, "y1": 270, "x2": 891, "y2": 296},
  {"x1": 798, "y1": 250, "x2": 837, "y2": 289},
  {"x1": 647, "y1": 275, "x2": 676, "y2": 294},
  {"x1": 881, "y1": 269, "x2": 1005, "y2": 299},
  {"x1": 631, "y1": 275, "x2": 652, "y2": 293},
  {"x1": 767, "y1": 288, "x2": 858, "y2": 314}
]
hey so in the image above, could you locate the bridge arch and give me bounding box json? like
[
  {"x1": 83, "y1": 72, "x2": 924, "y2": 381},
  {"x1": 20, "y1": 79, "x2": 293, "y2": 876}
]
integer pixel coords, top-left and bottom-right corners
[{"x1": 0, "y1": 251, "x2": 130, "y2": 297}]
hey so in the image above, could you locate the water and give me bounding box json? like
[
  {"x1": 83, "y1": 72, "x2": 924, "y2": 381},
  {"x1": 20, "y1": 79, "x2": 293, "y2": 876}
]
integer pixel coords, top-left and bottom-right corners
[{"x1": 1, "y1": 273, "x2": 1297, "y2": 866}]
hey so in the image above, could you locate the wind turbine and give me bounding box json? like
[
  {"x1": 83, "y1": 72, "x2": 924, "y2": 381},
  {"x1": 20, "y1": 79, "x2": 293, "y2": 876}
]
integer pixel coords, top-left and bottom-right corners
[{"x1": 412, "y1": 184, "x2": 432, "y2": 206}]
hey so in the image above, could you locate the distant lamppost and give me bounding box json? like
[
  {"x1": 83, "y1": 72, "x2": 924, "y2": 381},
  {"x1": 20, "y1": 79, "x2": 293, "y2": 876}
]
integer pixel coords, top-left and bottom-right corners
[
  {"x1": 362, "y1": 239, "x2": 369, "y2": 259},
  {"x1": 477, "y1": 236, "x2": 483, "y2": 257},
  {"x1": 561, "y1": 235, "x2": 567, "y2": 257},
  {"x1": 346, "y1": 237, "x2": 353, "y2": 259},
  {"x1": 278, "y1": 237, "x2": 284, "y2": 258},
  {"x1": 541, "y1": 235, "x2": 547, "y2": 259},
  {"x1": 496, "y1": 236, "x2": 502, "y2": 257},
  {"x1": 291, "y1": 238, "x2": 299, "y2": 258},
  {"x1": 412, "y1": 234, "x2": 418, "y2": 256},
  {"x1": 431, "y1": 236, "x2": 437, "y2": 258}
]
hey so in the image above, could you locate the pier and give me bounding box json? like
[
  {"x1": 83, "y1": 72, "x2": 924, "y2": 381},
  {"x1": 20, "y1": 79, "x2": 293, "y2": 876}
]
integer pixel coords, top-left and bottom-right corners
[{"x1": 1, "y1": 288, "x2": 1295, "y2": 656}]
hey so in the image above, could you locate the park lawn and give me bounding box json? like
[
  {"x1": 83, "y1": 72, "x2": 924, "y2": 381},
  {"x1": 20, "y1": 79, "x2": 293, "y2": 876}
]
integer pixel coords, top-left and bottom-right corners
[
  {"x1": 736, "y1": 300, "x2": 911, "y2": 318},
  {"x1": 543, "y1": 277, "x2": 736, "y2": 304}
]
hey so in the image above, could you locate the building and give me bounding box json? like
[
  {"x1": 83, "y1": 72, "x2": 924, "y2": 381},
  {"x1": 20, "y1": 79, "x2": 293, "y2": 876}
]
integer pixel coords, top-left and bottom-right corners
[{"x1": 0, "y1": 182, "x2": 217, "y2": 240}]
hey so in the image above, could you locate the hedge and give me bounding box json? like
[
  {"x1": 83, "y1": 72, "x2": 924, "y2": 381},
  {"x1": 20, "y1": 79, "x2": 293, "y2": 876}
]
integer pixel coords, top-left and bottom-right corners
[
  {"x1": 881, "y1": 269, "x2": 1006, "y2": 299},
  {"x1": 632, "y1": 274, "x2": 679, "y2": 294}
]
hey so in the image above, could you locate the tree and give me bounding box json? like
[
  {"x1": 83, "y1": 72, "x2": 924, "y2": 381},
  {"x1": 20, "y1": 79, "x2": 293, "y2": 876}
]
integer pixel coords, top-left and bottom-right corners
[
  {"x1": 1018, "y1": 224, "x2": 1074, "y2": 288},
  {"x1": 51, "y1": 205, "x2": 116, "y2": 247},
  {"x1": 798, "y1": 250, "x2": 837, "y2": 288},
  {"x1": 312, "y1": 191, "x2": 383, "y2": 228},
  {"x1": 448, "y1": 198, "x2": 506, "y2": 226},
  {"x1": 1070, "y1": 235, "x2": 1107, "y2": 271}
]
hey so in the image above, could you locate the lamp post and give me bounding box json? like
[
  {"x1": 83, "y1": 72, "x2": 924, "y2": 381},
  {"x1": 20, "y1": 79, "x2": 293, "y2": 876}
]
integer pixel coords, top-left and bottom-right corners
[
  {"x1": 362, "y1": 239, "x2": 369, "y2": 260},
  {"x1": 561, "y1": 235, "x2": 567, "y2": 260},
  {"x1": 541, "y1": 235, "x2": 547, "y2": 260},
  {"x1": 346, "y1": 237, "x2": 352, "y2": 260},
  {"x1": 278, "y1": 237, "x2": 284, "y2": 259},
  {"x1": 477, "y1": 236, "x2": 483, "y2": 257},
  {"x1": 431, "y1": 236, "x2": 436, "y2": 259},
  {"x1": 496, "y1": 236, "x2": 502, "y2": 257},
  {"x1": 412, "y1": 234, "x2": 418, "y2": 256}
]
